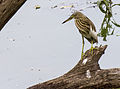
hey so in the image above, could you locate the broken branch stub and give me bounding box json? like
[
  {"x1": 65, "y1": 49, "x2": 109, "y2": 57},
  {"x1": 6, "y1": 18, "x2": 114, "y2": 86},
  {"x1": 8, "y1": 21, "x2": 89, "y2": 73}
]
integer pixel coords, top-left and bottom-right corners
[{"x1": 66, "y1": 45, "x2": 107, "y2": 76}]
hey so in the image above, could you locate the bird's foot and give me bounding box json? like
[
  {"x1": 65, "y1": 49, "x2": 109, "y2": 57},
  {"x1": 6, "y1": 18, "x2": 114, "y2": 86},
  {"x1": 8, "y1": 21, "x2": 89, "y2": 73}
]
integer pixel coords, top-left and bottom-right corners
[
  {"x1": 90, "y1": 47, "x2": 93, "y2": 54},
  {"x1": 90, "y1": 47, "x2": 97, "y2": 55}
]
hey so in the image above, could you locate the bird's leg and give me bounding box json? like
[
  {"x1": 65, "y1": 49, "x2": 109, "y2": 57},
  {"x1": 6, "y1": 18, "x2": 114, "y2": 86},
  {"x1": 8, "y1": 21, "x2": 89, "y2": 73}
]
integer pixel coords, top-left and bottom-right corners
[
  {"x1": 81, "y1": 35, "x2": 84, "y2": 60},
  {"x1": 90, "y1": 40, "x2": 93, "y2": 54}
]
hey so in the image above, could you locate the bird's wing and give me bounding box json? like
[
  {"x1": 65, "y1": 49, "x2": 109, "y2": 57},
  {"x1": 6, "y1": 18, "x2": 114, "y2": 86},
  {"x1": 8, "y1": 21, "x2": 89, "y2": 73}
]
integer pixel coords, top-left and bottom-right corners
[
  {"x1": 84, "y1": 17, "x2": 98, "y2": 43},
  {"x1": 84, "y1": 16, "x2": 96, "y2": 32},
  {"x1": 75, "y1": 16, "x2": 98, "y2": 43},
  {"x1": 75, "y1": 19, "x2": 90, "y2": 35}
]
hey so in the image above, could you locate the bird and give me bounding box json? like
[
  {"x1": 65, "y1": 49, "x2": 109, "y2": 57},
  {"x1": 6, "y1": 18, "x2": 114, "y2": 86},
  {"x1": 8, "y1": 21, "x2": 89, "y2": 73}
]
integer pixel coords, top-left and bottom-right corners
[{"x1": 62, "y1": 11, "x2": 98, "y2": 59}]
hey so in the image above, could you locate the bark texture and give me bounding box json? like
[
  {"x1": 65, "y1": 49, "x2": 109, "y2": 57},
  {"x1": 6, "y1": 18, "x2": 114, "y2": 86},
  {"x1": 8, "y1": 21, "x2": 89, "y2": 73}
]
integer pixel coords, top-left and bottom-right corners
[
  {"x1": 0, "y1": 0, "x2": 27, "y2": 31},
  {"x1": 27, "y1": 45, "x2": 120, "y2": 89}
]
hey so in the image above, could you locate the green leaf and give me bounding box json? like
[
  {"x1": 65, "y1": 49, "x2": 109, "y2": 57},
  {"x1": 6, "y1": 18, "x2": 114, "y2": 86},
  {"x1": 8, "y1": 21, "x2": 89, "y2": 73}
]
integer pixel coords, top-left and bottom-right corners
[
  {"x1": 98, "y1": 0, "x2": 107, "y2": 13},
  {"x1": 110, "y1": 29, "x2": 114, "y2": 35},
  {"x1": 112, "y1": 4, "x2": 120, "y2": 7},
  {"x1": 103, "y1": 36, "x2": 107, "y2": 41},
  {"x1": 111, "y1": 21, "x2": 120, "y2": 27},
  {"x1": 101, "y1": 27, "x2": 108, "y2": 41}
]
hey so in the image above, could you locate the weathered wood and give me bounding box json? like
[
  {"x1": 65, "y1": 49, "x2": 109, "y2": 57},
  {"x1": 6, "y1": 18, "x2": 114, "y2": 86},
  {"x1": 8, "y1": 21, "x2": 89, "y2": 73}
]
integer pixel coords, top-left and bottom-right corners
[
  {"x1": 0, "y1": 0, "x2": 27, "y2": 31},
  {"x1": 27, "y1": 45, "x2": 120, "y2": 89}
]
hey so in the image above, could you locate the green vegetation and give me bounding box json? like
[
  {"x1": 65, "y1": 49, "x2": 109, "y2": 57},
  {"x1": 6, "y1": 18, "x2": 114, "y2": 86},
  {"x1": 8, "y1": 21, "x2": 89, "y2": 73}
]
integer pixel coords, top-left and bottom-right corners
[{"x1": 97, "y1": 0, "x2": 120, "y2": 41}]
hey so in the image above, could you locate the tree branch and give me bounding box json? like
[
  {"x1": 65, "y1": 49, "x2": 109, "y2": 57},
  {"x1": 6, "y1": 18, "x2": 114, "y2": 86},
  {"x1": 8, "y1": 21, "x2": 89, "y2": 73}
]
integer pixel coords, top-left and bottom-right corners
[
  {"x1": 0, "y1": 0, "x2": 27, "y2": 31},
  {"x1": 27, "y1": 45, "x2": 120, "y2": 89}
]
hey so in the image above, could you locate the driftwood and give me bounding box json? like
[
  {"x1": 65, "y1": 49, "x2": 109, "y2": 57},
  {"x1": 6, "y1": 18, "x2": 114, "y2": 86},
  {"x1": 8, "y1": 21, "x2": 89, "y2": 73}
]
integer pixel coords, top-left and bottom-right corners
[
  {"x1": 0, "y1": 0, "x2": 27, "y2": 31},
  {"x1": 28, "y1": 45, "x2": 120, "y2": 89}
]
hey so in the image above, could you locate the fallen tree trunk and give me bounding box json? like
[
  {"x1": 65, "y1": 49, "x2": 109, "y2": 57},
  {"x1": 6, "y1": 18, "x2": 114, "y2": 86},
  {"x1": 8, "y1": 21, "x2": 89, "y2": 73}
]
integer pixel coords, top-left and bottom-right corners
[
  {"x1": 27, "y1": 45, "x2": 120, "y2": 89},
  {"x1": 0, "y1": 0, "x2": 27, "y2": 31}
]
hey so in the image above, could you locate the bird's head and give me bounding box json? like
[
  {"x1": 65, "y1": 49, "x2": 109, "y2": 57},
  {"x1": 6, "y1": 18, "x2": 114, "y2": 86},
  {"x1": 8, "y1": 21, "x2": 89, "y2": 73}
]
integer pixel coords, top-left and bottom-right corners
[{"x1": 62, "y1": 11, "x2": 83, "y2": 24}]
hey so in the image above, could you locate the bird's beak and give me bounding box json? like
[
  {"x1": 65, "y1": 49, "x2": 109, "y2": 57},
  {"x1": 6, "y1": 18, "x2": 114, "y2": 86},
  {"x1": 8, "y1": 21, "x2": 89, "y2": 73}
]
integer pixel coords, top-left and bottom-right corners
[{"x1": 62, "y1": 16, "x2": 74, "y2": 24}]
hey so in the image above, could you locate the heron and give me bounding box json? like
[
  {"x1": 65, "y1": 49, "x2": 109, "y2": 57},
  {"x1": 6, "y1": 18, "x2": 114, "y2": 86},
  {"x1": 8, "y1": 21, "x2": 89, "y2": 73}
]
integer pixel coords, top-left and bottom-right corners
[{"x1": 62, "y1": 11, "x2": 98, "y2": 59}]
